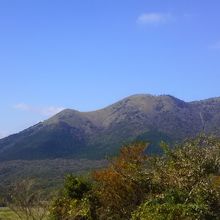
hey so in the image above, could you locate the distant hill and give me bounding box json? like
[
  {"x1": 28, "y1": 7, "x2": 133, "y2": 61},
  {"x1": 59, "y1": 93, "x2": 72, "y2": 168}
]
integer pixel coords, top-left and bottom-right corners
[{"x1": 1, "y1": 94, "x2": 220, "y2": 161}]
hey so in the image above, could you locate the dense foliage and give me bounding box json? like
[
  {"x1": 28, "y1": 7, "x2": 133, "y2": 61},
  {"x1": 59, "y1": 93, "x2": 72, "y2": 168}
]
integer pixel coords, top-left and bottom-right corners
[
  {"x1": 50, "y1": 135, "x2": 220, "y2": 219},
  {"x1": 132, "y1": 136, "x2": 220, "y2": 220},
  {"x1": 50, "y1": 175, "x2": 92, "y2": 219}
]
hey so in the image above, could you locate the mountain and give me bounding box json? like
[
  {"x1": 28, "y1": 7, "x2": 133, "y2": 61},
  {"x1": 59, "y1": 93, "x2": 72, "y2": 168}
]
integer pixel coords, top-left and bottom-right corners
[{"x1": 1, "y1": 94, "x2": 220, "y2": 161}]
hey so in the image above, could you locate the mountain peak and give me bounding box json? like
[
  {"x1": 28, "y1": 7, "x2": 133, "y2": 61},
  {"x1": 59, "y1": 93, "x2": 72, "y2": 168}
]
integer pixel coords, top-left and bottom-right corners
[{"x1": 1, "y1": 94, "x2": 220, "y2": 160}]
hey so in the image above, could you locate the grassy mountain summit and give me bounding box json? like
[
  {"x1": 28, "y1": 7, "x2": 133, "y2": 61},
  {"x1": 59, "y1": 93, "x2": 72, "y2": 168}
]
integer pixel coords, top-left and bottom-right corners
[{"x1": 1, "y1": 94, "x2": 220, "y2": 160}]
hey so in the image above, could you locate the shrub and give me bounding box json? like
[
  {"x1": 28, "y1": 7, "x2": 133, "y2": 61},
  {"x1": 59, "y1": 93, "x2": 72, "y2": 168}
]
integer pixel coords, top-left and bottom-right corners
[
  {"x1": 132, "y1": 135, "x2": 220, "y2": 220},
  {"x1": 51, "y1": 135, "x2": 220, "y2": 220},
  {"x1": 50, "y1": 175, "x2": 92, "y2": 220}
]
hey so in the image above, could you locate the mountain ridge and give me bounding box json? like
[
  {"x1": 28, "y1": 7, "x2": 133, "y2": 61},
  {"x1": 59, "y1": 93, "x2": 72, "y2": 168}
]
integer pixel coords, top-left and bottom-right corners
[{"x1": 1, "y1": 94, "x2": 220, "y2": 161}]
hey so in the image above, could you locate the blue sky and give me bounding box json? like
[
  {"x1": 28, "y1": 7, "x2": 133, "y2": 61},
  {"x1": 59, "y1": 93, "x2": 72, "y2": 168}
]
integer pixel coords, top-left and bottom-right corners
[{"x1": 0, "y1": 0, "x2": 220, "y2": 137}]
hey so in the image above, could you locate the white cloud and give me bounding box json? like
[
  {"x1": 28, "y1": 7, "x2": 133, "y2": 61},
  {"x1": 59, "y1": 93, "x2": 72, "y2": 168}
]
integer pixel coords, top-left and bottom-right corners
[
  {"x1": 0, "y1": 131, "x2": 8, "y2": 139},
  {"x1": 209, "y1": 41, "x2": 220, "y2": 50},
  {"x1": 137, "y1": 13, "x2": 173, "y2": 25},
  {"x1": 14, "y1": 103, "x2": 65, "y2": 116},
  {"x1": 39, "y1": 106, "x2": 65, "y2": 116},
  {"x1": 14, "y1": 103, "x2": 30, "y2": 111}
]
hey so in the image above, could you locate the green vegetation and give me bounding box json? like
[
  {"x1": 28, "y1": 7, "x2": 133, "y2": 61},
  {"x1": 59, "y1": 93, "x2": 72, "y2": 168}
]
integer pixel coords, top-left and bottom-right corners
[
  {"x1": 49, "y1": 135, "x2": 220, "y2": 219},
  {"x1": 50, "y1": 176, "x2": 93, "y2": 219},
  {"x1": 2, "y1": 135, "x2": 220, "y2": 219},
  {"x1": 0, "y1": 159, "x2": 107, "y2": 195},
  {"x1": 4, "y1": 179, "x2": 49, "y2": 220},
  {"x1": 0, "y1": 207, "x2": 49, "y2": 220},
  {"x1": 0, "y1": 207, "x2": 20, "y2": 220}
]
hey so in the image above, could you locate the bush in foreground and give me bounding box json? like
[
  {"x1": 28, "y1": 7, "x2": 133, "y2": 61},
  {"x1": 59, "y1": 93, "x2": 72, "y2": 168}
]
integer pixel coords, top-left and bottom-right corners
[
  {"x1": 50, "y1": 135, "x2": 220, "y2": 220},
  {"x1": 50, "y1": 175, "x2": 92, "y2": 220}
]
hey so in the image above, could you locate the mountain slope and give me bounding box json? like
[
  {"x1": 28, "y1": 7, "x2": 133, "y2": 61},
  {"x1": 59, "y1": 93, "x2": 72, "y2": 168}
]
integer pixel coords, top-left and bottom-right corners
[{"x1": 0, "y1": 94, "x2": 220, "y2": 160}]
